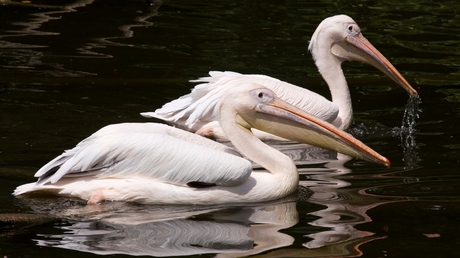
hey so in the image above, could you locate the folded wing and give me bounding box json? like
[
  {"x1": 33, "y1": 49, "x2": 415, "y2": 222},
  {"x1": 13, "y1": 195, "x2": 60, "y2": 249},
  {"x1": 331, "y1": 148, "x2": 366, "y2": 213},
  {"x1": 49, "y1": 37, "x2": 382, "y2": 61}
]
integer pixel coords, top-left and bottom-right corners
[
  {"x1": 141, "y1": 71, "x2": 338, "y2": 131},
  {"x1": 32, "y1": 123, "x2": 252, "y2": 188}
]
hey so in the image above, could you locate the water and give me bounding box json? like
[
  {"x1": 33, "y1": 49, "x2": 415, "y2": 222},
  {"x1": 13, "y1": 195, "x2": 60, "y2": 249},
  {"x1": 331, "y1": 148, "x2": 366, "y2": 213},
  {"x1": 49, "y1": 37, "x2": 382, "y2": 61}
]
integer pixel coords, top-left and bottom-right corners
[{"x1": 1, "y1": 0, "x2": 460, "y2": 257}]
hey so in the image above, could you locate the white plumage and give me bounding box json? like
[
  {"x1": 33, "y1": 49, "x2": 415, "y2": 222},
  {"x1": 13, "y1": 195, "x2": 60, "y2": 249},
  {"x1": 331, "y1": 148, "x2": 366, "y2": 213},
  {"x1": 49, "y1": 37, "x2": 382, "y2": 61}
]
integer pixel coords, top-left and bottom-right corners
[
  {"x1": 142, "y1": 72, "x2": 338, "y2": 141},
  {"x1": 142, "y1": 14, "x2": 417, "y2": 141},
  {"x1": 15, "y1": 83, "x2": 389, "y2": 205},
  {"x1": 33, "y1": 123, "x2": 250, "y2": 187}
]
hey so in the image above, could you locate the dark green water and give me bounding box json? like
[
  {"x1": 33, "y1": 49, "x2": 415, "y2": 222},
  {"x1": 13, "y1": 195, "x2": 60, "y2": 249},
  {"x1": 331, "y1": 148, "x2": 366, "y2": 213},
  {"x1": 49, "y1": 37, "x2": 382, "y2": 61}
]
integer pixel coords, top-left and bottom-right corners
[{"x1": 1, "y1": 0, "x2": 460, "y2": 257}]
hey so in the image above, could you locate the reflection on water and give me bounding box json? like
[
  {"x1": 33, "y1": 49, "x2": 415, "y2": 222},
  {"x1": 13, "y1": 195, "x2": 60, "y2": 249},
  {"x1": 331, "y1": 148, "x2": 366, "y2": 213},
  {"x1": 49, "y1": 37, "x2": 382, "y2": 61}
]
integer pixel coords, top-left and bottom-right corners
[
  {"x1": 2, "y1": 0, "x2": 460, "y2": 257},
  {"x1": 0, "y1": 1, "x2": 94, "y2": 78},
  {"x1": 300, "y1": 154, "x2": 395, "y2": 251},
  {"x1": 8, "y1": 153, "x2": 402, "y2": 257},
  {"x1": 0, "y1": 0, "x2": 163, "y2": 78},
  {"x1": 29, "y1": 199, "x2": 297, "y2": 257}
]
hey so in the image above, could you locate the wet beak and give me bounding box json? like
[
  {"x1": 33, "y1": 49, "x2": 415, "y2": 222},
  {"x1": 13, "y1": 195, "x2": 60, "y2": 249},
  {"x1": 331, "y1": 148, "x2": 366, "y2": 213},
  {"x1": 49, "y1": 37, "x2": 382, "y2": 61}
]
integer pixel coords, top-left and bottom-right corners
[{"x1": 333, "y1": 33, "x2": 418, "y2": 97}]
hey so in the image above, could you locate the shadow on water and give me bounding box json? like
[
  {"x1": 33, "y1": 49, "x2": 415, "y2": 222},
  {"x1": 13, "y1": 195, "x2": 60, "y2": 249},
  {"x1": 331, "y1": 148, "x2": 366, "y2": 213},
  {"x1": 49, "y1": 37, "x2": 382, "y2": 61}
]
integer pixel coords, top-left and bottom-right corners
[{"x1": 1, "y1": 0, "x2": 460, "y2": 257}]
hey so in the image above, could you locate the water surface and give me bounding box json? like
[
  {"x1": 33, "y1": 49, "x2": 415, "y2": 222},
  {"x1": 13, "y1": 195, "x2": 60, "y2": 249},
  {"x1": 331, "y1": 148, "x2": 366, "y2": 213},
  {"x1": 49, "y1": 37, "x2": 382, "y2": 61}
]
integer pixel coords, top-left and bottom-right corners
[{"x1": 1, "y1": 0, "x2": 460, "y2": 257}]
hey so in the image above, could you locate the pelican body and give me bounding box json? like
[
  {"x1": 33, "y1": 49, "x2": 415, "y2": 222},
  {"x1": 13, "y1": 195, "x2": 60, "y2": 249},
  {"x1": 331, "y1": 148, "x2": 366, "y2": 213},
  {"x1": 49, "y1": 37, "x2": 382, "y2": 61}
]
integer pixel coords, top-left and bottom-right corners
[
  {"x1": 14, "y1": 83, "x2": 389, "y2": 205},
  {"x1": 142, "y1": 14, "x2": 418, "y2": 141}
]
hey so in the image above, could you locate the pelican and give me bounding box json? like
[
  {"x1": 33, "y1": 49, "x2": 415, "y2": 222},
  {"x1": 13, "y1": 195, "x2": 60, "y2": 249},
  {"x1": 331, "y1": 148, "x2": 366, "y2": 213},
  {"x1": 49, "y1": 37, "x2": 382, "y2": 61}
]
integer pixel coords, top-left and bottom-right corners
[
  {"x1": 141, "y1": 14, "x2": 418, "y2": 141},
  {"x1": 14, "y1": 83, "x2": 389, "y2": 205}
]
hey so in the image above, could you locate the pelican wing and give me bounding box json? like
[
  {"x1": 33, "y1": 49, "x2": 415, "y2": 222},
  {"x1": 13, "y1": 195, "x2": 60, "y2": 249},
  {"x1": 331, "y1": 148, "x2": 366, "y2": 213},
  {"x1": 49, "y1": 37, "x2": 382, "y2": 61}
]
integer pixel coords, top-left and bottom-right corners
[
  {"x1": 33, "y1": 123, "x2": 252, "y2": 188},
  {"x1": 141, "y1": 71, "x2": 338, "y2": 131}
]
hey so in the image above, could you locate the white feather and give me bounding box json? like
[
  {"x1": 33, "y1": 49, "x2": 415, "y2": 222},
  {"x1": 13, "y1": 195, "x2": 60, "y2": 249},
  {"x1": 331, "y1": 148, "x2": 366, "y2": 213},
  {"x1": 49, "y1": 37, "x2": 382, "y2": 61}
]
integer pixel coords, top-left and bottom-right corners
[
  {"x1": 18, "y1": 123, "x2": 251, "y2": 194},
  {"x1": 13, "y1": 83, "x2": 389, "y2": 204},
  {"x1": 141, "y1": 71, "x2": 338, "y2": 137},
  {"x1": 142, "y1": 15, "x2": 417, "y2": 141}
]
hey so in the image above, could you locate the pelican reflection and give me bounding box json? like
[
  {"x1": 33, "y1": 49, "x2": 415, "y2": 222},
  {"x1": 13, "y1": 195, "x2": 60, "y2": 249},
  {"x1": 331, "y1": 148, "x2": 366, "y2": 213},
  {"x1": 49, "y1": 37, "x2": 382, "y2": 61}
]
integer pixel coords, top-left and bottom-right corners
[
  {"x1": 34, "y1": 200, "x2": 298, "y2": 257},
  {"x1": 13, "y1": 149, "x2": 411, "y2": 257}
]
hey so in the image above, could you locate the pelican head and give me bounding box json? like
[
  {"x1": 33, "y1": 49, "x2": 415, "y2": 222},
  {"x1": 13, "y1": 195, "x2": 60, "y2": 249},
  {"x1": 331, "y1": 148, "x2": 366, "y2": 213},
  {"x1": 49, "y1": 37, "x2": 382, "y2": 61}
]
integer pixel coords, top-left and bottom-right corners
[
  {"x1": 219, "y1": 83, "x2": 390, "y2": 166},
  {"x1": 308, "y1": 14, "x2": 418, "y2": 97}
]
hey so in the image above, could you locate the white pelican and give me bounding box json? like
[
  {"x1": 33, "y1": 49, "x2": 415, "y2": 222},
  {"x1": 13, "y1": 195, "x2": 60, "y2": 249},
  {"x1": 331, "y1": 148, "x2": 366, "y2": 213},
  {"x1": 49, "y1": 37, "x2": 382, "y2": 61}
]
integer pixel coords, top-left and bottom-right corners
[
  {"x1": 14, "y1": 83, "x2": 389, "y2": 205},
  {"x1": 141, "y1": 14, "x2": 418, "y2": 141}
]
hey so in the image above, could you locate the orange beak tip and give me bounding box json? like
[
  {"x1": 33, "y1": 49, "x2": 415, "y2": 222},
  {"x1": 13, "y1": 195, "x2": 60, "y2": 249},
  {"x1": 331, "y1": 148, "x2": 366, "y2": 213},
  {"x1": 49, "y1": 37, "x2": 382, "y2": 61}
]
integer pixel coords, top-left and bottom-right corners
[{"x1": 383, "y1": 158, "x2": 391, "y2": 167}]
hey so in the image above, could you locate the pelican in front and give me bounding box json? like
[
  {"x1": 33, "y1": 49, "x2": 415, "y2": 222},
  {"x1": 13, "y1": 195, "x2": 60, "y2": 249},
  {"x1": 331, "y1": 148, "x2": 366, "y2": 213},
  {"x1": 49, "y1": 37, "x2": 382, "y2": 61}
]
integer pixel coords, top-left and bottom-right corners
[
  {"x1": 141, "y1": 14, "x2": 418, "y2": 141},
  {"x1": 14, "y1": 83, "x2": 389, "y2": 205}
]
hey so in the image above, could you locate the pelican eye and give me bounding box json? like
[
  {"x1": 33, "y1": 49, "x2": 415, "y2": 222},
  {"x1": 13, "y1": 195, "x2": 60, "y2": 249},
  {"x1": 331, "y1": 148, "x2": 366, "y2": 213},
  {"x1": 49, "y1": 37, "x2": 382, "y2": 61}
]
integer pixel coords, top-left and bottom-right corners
[
  {"x1": 250, "y1": 88, "x2": 274, "y2": 103},
  {"x1": 345, "y1": 23, "x2": 360, "y2": 36}
]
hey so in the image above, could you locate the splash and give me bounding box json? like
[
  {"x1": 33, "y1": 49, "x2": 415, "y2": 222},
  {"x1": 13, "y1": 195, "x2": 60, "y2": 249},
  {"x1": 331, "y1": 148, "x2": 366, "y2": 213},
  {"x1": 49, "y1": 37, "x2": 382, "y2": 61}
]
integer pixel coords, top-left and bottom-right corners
[
  {"x1": 392, "y1": 96, "x2": 422, "y2": 169},
  {"x1": 347, "y1": 95, "x2": 422, "y2": 169}
]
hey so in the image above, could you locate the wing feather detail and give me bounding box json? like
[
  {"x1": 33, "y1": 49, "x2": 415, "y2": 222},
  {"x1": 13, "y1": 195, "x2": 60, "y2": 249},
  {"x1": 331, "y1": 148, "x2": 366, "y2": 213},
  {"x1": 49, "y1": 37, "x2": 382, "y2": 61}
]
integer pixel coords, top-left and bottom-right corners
[
  {"x1": 34, "y1": 123, "x2": 252, "y2": 187},
  {"x1": 141, "y1": 71, "x2": 338, "y2": 130}
]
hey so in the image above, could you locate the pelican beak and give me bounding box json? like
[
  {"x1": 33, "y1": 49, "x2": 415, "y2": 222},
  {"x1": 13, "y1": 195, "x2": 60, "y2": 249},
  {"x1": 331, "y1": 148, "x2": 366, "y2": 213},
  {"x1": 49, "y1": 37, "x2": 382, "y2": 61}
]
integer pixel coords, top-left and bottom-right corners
[
  {"x1": 332, "y1": 33, "x2": 418, "y2": 97},
  {"x1": 238, "y1": 97, "x2": 390, "y2": 166}
]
